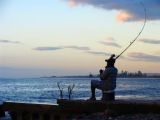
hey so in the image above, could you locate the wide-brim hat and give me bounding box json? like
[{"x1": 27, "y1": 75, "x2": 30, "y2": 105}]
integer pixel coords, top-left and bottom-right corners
[{"x1": 105, "y1": 54, "x2": 116, "y2": 67}]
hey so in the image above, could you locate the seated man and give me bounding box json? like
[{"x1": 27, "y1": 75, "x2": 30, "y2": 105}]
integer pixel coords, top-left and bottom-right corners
[{"x1": 89, "y1": 54, "x2": 118, "y2": 101}]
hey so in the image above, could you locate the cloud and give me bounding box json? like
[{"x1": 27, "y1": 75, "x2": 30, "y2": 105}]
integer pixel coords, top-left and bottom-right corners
[
  {"x1": 86, "y1": 51, "x2": 110, "y2": 56},
  {"x1": 99, "y1": 37, "x2": 121, "y2": 48},
  {"x1": 33, "y1": 45, "x2": 121, "y2": 58},
  {"x1": 33, "y1": 45, "x2": 113, "y2": 57},
  {"x1": 0, "y1": 40, "x2": 20, "y2": 44},
  {"x1": 68, "y1": 0, "x2": 77, "y2": 7},
  {"x1": 66, "y1": 0, "x2": 160, "y2": 21},
  {"x1": 33, "y1": 45, "x2": 90, "y2": 51},
  {"x1": 128, "y1": 52, "x2": 160, "y2": 62},
  {"x1": 117, "y1": 11, "x2": 133, "y2": 22},
  {"x1": 139, "y1": 38, "x2": 160, "y2": 44},
  {"x1": 64, "y1": 45, "x2": 90, "y2": 50},
  {"x1": 100, "y1": 41, "x2": 121, "y2": 48},
  {"x1": 33, "y1": 47, "x2": 62, "y2": 51}
]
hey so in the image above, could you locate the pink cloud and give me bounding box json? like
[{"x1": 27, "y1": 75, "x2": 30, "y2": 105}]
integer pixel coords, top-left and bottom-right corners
[
  {"x1": 117, "y1": 11, "x2": 133, "y2": 22},
  {"x1": 68, "y1": 0, "x2": 77, "y2": 7}
]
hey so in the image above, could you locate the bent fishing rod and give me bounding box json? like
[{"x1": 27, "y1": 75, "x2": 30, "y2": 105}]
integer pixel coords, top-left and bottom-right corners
[{"x1": 115, "y1": 2, "x2": 147, "y2": 60}]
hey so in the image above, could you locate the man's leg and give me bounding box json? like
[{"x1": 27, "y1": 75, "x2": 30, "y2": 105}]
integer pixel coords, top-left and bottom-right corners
[
  {"x1": 89, "y1": 80, "x2": 102, "y2": 100},
  {"x1": 91, "y1": 81, "x2": 96, "y2": 99}
]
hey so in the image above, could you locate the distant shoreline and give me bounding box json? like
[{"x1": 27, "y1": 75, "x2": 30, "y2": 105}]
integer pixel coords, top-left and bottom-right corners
[
  {"x1": 41, "y1": 76, "x2": 160, "y2": 79},
  {"x1": 41, "y1": 71, "x2": 160, "y2": 79}
]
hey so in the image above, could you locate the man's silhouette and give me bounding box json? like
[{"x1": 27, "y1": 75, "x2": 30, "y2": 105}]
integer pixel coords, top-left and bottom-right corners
[{"x1": 89, "y1": 54, "x2": 118, "y2": 101}]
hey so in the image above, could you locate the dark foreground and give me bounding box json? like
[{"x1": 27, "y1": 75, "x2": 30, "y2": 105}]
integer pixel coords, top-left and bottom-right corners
[
  {"x1": 1, "y1": 99, "x2": 160, "y2": 120},
  {"x1": 68, "y1": 113, "x2": 160, "y2": 120}
]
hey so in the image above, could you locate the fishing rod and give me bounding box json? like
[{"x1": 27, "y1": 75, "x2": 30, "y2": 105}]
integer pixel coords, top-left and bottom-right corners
[{"x1": 115, "y1": 2, "x2": 147, "y2": 60}]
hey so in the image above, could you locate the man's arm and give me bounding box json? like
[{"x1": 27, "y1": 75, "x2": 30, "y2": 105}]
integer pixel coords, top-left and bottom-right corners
[
  {"x1": 99, "y1": 69, "x2": 104, "y2": 80},
  {"x1": 100, "y1": 69, "x2": 110, "y2": 80}
]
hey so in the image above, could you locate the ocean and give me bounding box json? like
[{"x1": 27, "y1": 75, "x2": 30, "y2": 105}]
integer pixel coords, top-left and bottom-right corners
[{"x1": 0, "y1": 77, "x2": 160, "y2": 104}]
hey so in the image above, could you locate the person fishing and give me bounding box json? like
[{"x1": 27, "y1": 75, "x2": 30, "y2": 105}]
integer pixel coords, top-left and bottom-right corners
[
  {"x1": 88, "y1": 2, "x2": 146, "y2": 101},
  {"x1": 88, "y1": 54, "x2": 118, "y2": 101}
]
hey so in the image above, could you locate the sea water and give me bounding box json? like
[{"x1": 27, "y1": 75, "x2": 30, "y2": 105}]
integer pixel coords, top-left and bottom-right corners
[
  {"x1": 0, "y1": 77, "x2": 160, "y2": 120},
  {"x1": 0, "y1": 77, "x2": 160, "y2": 104}
]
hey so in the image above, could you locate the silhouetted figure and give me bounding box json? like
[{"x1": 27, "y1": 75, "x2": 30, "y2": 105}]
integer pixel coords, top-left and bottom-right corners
[
  {"x1": 89, "y1": 54, "x2": 118, "y2": 101},
  {"x1": 105, "y1": 54, "x2": 116, "y2": 68}
]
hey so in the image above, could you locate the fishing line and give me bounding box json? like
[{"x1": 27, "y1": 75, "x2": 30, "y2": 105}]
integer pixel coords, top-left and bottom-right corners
[{"x1": 115, "y1": 2, "x2": 147, "y2": 60}]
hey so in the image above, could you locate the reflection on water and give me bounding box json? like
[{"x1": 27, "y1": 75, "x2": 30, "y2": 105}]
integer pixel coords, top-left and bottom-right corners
[{"x1": 0, "y1": 77, "x2": 160, "y2": 103}]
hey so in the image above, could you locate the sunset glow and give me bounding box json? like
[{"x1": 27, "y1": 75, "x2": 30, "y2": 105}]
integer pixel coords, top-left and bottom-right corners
[{"x1": 0, "y1": 0, "x2": 159, "y2": 78}]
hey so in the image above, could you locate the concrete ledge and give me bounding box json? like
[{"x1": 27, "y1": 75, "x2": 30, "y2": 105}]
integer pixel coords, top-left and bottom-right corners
[
  {"x1": 1, "y1": 101, "x2": 64, "y2": 120},
  {"x1": 57, "y1": 99, "x2": 160, "y2": 115},
  {"x1": 1, "y1": 99, "x2": 160, "y2": 119},
  {"x1": 2, "y1": 101, "x2": 60, "y2": 113}
]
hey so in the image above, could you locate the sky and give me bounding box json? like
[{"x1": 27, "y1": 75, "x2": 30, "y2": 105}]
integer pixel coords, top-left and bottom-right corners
[{"x1": 0, "y1": 0, "x2": 160, "y2": 78}]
